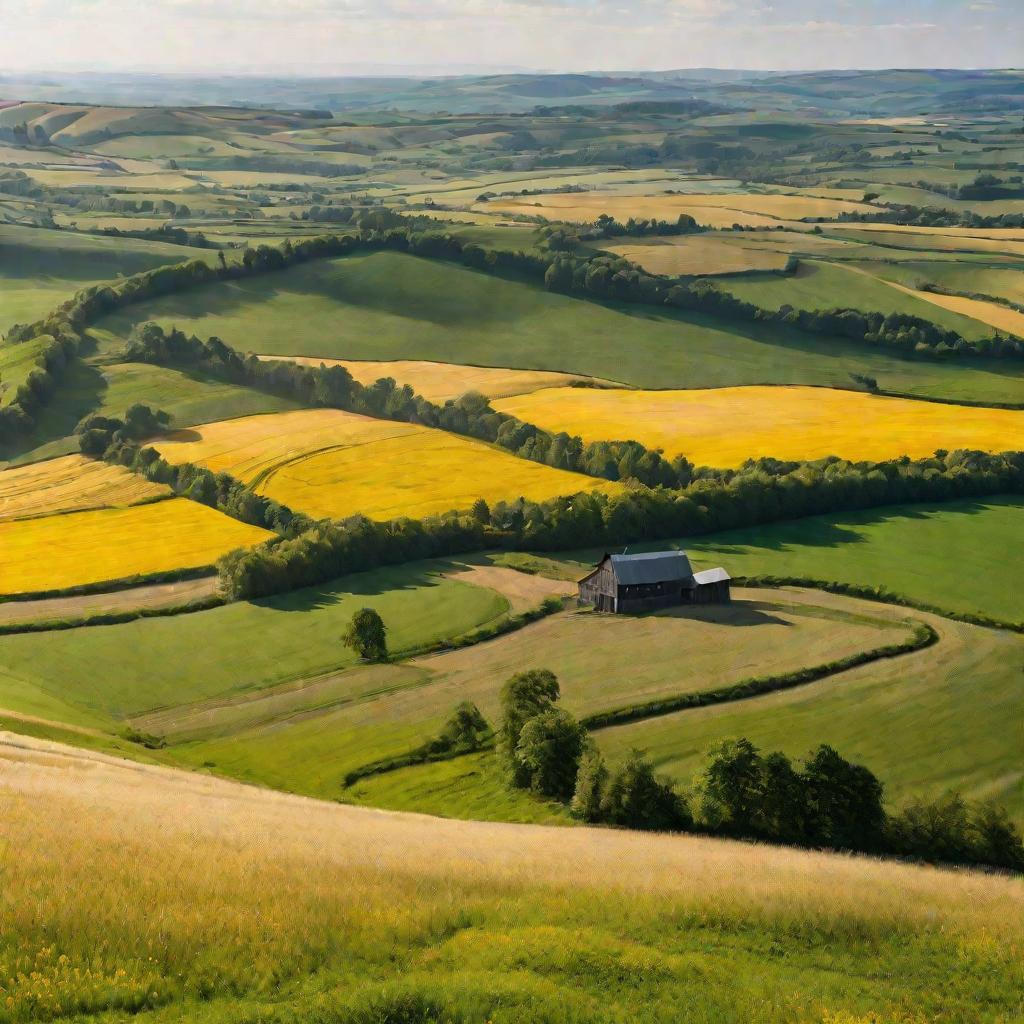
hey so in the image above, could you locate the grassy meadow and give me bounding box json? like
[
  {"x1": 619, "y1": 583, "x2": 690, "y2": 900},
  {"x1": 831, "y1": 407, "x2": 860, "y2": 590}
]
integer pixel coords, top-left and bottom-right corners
[
  {"x1": 93, "y1": 251, "x2": 1024, "y2": 405},
  {"x1": 494, "y1": 384, "x2": 1024, "y2": 466},
  {"x1": 167, "y1": 588, "x2": 904, "y2": 797},
  {"x1": 4, "y1": 733, "x2": 1022, "y2": 1024},
  {"x1": 153, "y1": 409, "x2": 620, "y2": 520},
  {"x1": 0, "y1": 497, "x2": 270, "y2": 595}
]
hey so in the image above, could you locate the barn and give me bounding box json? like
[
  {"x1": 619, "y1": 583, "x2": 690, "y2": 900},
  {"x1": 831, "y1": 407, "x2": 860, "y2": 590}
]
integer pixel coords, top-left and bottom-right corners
[{"x1": 577, "y1": 550, "x2": 731, "y2": 614}]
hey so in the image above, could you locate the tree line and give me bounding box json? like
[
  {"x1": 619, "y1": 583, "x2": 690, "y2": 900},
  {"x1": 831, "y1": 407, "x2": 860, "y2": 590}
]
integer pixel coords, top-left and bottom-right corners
[
  {"x1": 216, "y1": 448, "x2": 1024, "y2": 600},
  {"x1": 124, "y1": 322, "x2": 694, "y2": 488},
  {"x1": 496, "y1": 668, "x2": 1023, "y2": 871}
]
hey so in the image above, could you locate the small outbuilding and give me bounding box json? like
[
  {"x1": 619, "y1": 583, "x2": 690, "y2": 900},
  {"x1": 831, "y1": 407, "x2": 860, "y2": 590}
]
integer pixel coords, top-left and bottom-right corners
[{"x1": 577, "y1": 550, "x2": 731, "y2": 614}]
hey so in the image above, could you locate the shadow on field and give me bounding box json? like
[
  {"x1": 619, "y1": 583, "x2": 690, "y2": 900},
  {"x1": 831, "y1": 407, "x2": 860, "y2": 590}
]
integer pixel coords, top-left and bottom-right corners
[
  {"x1": 254, "y1": 563, "x2": 450, "y2": 613},
  {"x1": 657, "y1": 600, "x2": 790, "y2": 628}
]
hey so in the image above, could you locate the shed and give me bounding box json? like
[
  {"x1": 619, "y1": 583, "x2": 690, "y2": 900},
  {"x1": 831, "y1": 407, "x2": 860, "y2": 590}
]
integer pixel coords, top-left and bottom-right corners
[{"x1": 578, "y1": 550, "x2": 730, "y2": 613}]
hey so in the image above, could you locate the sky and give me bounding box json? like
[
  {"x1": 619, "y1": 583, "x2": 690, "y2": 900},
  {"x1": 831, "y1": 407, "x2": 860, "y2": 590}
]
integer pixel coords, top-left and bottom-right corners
[{"x1": 0, "y1": 0, "x2": 1020, "y2": 75}]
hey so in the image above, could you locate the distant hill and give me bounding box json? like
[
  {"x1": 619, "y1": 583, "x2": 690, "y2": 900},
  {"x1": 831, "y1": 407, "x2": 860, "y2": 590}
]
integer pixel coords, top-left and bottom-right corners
[{"x1": 2, "y1": 67, "x2": 1022, "y2": 116}]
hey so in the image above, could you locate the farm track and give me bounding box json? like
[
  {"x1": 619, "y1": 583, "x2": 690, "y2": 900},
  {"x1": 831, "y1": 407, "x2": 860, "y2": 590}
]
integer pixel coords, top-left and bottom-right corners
[{"x1": 0, "y1": 576, "x2": 219, "y2": 627}]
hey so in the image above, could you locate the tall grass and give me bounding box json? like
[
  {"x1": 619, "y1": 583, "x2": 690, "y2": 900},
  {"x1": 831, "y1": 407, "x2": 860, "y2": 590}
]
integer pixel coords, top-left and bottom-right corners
[{"x1": 2, "y1": 732, "x2": 1021, "y2": 1023}]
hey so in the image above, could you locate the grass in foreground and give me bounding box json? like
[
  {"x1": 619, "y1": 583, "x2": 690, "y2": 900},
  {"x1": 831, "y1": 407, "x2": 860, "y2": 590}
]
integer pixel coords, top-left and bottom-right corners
[
  {"x1": 0, "y1": 497, "x2": 270, "y2": 596},
  {"x1": 2, "y1": 732, "x2": 1021, "y2": 1024},
  {"x1": 153, "y1": 408, "x2": 619, "y2": 520},
  {"x1": 493, "y1": 384, "x2": 1024, "y2": 467}
]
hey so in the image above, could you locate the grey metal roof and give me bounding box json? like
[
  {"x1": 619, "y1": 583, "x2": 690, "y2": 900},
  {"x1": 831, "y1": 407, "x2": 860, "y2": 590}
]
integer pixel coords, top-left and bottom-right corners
[
  {"x1": 693, "y1": 567, "x2": 731, "y2": 586},
  {"x1": 609, "y1": 550, "x2": 693, "y2": 585}
]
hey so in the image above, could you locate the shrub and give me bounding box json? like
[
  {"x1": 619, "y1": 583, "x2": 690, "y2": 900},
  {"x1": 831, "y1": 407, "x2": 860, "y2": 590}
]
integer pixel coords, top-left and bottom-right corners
[
  {"x1": 514, "y1": 708, "x2": 587, "y2": 800},
  {"x1": 599, "y1": 751, "x2": 691, "y2": 832}
]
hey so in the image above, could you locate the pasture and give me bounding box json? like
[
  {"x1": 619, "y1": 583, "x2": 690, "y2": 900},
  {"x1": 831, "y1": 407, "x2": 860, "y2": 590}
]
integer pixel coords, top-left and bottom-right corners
[
  {"x1": 0, "y1": 453, "x2": 168, "y2": 522},
  {"x1": 95, "y1": 251, "x2": 1024, "y2": 405},
  {"x1": 5, "y1": 733, "x2": 1022, "y2": 1024},
  {"x1": 0, "y1": 497, "x2": 271, "y2": 595},
  {"x1": 172, "y1": 587, "x2": 905, "y2": 796},
  {"x1": 0, "y1": 560, "x2": 509, "y2": 722},
  {"x1": 493, "y1": 384, "x2": 1024, "y2": 466},
  {"x1": 153, "y1": 409, "x2": 620, "y2": 520}
]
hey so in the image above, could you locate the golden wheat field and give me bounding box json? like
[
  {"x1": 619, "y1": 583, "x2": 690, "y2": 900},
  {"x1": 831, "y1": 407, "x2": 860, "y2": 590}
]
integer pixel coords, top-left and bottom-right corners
[
  {"x1": 0, "y1": 498, "x2": 272, "y2": 595},
  {"x1": 153, "y1": 409, "x2": 620, "y2": 520},
  {"x1": 493, "y1": 385, "x2": 1024, "y2": 468},
  {"x1": 892, "y1": 284, "x2": 1024, "y2": 338},
  {"x1": 257, "y1": 356, "x2": 596, "y2": 402},
  {"x1": 604, "y1": 234, "x2": 790, "y2": 276},
  {"x1": 480, "y1": 191, "x2": 877, "y2": 228},
  {"x1": 0, "y1": 454, "x2": 169, "y2": 523}
]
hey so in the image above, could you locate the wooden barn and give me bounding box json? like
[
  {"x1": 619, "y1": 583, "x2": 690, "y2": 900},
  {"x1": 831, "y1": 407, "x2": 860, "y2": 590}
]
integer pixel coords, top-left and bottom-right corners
[{"x1": 577, "y1": 550, "x2": 731, "y2": 614}]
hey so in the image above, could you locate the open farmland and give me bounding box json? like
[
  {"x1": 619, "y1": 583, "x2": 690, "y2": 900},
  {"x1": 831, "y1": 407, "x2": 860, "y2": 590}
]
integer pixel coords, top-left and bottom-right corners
[
  {"x1": 152, "y1": 409, "x2": 620, "y2": 520},
  {"x1": 0, "y1": 453, "x2": 168, "y2": 521},
  {"x1": 5, "y1": 733, "x2": 1022, "y2": 1024},
  {"x1": 95, "y1": 251, "x2": 1024, "y2": 405},
  {"x1": 494, "y1": 384, "x2": 1024, "y2": 467},
  {"x1": 0, "y1": 560, "x2": 509, "y2": 722},
  {"x1": 592, "y1": 594, "x2": 1024, "y2": 822},
  {"x1": 480, "y1": 190, "x2": 880, "y2": 228},
  {"x1": 603, "y1": 233, "x2": 791, "y2": 275},
  {"x1": 258, "y1": 355, "x2": 600, "y2": 402},
  {"x1": 173, "y1": 588, "x2": 908, "y2": 799},
  {"x1": 0, "y1": 497, "x2": 271, "y2": 595}
]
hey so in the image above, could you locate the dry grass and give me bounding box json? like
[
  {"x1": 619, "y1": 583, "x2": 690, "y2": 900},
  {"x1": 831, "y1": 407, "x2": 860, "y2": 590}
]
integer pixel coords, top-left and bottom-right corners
[
  {"x1": 493, "y1": 384, "x2": 1024, "y2": 467},
  {"x1": 897, "y1": 286, "x2": 1024, "y2": 338},
  {"x1": 0, "y1": 454, "x2": 169, "y2": 523},
  {"x1": 441, "y1": 563, "x2": 576, "y2": 612},
  {"x1": 0, "y1": 576, "x2": 217, "y2": 627},
  {"x1": 604, "y1": 235, "x2": 790, "y2": 276},
  {"x1": 0, "y1": 498, "x2": 271, "y2": 595},
  {"x1": 257, "y1": 355, "x2": 598, "y2": 401},
  {"x1": 153, "y1": 409, "x2": 620, "y2": 521},
  {"x1": 1, "y1": 729, "x2": 1021, "y2": 1022},
  {"x1": 481, "y1": 191, "x2": 877, "y2": 228}
]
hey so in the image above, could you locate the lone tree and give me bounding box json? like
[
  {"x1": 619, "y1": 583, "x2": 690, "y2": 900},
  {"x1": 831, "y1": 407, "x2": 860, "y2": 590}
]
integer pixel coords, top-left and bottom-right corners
[{"x1": 343, "y1": 607, "x2": 388, "y2": 662}]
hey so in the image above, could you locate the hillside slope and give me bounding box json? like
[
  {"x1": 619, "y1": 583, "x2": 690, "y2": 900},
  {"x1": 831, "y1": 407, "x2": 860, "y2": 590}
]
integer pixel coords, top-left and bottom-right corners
[{"x1": 3, "y1": 731, "x2": 1022, "y2": 1024}]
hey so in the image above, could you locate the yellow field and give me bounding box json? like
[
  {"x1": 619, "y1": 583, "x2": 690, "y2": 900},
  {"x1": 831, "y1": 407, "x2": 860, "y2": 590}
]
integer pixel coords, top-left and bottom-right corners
[
  {"x1": 152, "y1": 409, "x2": 620, "y2": 520},
  {"x1": 0, "y1": 498, "x2": 271, "y2": 595},
  {"x1": 481, "y1": 191, "x2": 877, "y2": 228},
  {"x1": 0, "y1": 454, "x2": 169, "y2": 523},
  {"x1": 257, "y1": 355, "x2": 599, "y2": 401},
  {"x1": 604, "y1": 235, "x2": 789, "y2": 276},
  {"x1": 493, "y1": 385, "x2": 1024, "y2": 467},
  {"x1": 891, "y1": 284, "x2": 1024, "y2": 338}
]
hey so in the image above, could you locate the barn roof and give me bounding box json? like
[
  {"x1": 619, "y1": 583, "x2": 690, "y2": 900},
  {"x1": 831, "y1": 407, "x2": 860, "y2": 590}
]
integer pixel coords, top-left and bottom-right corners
[
  {"x1": 693, "y1": 567, "x2": 731, "y2": 585},
  {"x1": 609, "y1": 550, "x2": 693, "y2": 585}
]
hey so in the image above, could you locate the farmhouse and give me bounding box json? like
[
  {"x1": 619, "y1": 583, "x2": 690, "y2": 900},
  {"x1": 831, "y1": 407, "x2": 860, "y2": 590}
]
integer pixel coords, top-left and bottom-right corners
[{"x1": 578, "y1": 550, "x2": 731, "y2": 614}]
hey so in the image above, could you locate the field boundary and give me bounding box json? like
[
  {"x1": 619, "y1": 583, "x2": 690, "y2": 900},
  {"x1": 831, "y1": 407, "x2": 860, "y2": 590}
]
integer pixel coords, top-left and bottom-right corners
[
  {"x1": 736, "y1": 575, "x2": 1024, "y2": 633},
  {"x1": 342, "y1": 601, "x2": 938, "y2": 788},
  {"x1": 0, "y1": 565, "x2": 217, "y2": 604},
  {"x1": 0, "y1": 594, "x2": 225, "y2": 636}
]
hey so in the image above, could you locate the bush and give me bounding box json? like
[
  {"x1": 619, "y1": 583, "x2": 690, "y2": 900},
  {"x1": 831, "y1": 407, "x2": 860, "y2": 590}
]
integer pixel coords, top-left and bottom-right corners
[
  {"x1": 599, "y1": 751, "x2": 691, "y2": 832},
  {"x1": 498, "y1": 668, "x2": 561, "y2": 787},
  {"x1": 514, "y1": 708, "x2": 587, "y2": 799},
  {"x1": 571, "y1": 744, "x2": 609, "y2": 822}
]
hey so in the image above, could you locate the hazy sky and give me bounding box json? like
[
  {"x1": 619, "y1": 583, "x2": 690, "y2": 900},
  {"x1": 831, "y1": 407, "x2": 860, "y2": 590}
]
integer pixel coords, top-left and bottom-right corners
[{"x1": 1, "y1": 0, "x2": 1020, "y2": 74}]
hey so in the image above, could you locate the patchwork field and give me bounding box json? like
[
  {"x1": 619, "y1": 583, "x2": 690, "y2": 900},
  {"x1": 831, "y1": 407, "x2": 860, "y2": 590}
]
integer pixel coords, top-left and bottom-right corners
[
  {"x1": 258, "y1": 355, "x2": 598, "y2": 402},
  {"x1": 480, "y1": 191, "x2": 879, "y2": 228},
  {"x1": 6, "y1": 732, "x2": 1022, "y2": 1024},
  {"x1": 493, "y1": 384, "x2": 1024, "y2": 467},
  {"x1": 0, "y1": 453, "x2": 169, "y2": 522},
  {"x1": 94, "y1": 251, "x2": 1024, "y2": 405},
  {"x1": 603, "y1": 234, "x2": 791, "y2": 276},
  {"x1": 0, "y1": 497, "x2": 271, "y2": 595},
  {"x1": 152, "y1": 409, "x2": 620, "y2": 520},
  {"x1": 593, "y1": 595, "x2": 1024, "y2": 821},
  {"x1": 0, "y1": 561, "x2": 510, "y2": 723}
]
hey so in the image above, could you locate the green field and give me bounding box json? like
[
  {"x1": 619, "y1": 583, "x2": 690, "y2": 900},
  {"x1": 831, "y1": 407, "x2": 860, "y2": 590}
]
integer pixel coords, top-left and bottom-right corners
[
  {"x1": 168, "y1": 588, "x2": 904, "y2": 798},
  {"x1": 0, "y1": 223, "x2": 213, "y2": 335},
  {"x1": 0, "y1": 561, "x2": 508, "y2": 724},
  {"x1": 683, "y1": 496, "x2": 1024, "y2": 622},
  {"x1": 720, "y1": 260, "x2": 995, "y2": 339},
  {"x1": 94, "y1": 251, "x2": 1024, "y2": 404}
]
